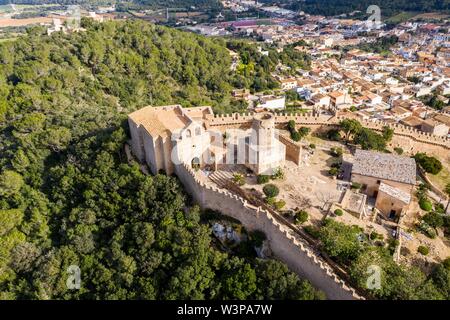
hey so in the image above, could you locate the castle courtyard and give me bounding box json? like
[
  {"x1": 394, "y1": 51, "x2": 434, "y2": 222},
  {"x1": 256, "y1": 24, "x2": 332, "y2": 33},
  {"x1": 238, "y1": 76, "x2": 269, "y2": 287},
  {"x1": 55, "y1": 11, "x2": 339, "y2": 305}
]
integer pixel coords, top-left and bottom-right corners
[{"x1": 204, "y1": 148, "x2": 344, "y2": 226}]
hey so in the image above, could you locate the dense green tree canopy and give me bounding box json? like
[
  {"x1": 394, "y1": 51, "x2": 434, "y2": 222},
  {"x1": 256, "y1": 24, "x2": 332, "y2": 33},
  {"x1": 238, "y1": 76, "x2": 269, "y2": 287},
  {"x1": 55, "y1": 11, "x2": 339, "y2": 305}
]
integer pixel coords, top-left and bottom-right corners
[{"x1": 318, "y1": 219, "x2": 450, "y2": 300}]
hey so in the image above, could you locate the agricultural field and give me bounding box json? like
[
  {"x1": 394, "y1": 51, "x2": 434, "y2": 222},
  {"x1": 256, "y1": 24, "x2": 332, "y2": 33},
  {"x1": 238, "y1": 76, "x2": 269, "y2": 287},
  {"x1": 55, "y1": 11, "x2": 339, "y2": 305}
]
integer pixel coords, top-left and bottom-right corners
[{"x1": 384, "y1": 11, "x2": 419, "y2": 24}]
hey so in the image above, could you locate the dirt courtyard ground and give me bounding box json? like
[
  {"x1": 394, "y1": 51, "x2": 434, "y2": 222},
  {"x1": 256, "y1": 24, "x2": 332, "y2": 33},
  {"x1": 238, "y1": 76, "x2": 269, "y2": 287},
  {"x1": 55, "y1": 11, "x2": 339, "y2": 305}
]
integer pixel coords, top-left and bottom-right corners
[{"x1": 221, "y1": 148, "x2": 346, "y2": 227}]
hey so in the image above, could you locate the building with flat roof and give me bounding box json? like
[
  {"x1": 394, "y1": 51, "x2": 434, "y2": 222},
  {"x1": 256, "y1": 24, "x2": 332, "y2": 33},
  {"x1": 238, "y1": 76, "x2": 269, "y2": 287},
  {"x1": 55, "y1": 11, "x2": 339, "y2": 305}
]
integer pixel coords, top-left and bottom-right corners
[{"x1": 421, "y1": 118, "x2": 449, "y2": 137}]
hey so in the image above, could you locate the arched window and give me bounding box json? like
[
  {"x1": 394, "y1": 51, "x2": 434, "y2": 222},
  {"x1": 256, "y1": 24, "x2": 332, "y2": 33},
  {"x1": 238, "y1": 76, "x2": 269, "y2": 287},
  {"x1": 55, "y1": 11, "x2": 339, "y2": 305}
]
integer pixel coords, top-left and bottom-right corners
[
  {"x1": 195, "y1": 127, "x2": 201, "y2": 136},
  {"x1": 185, "y1": 129, "x2": 192, "y2": 138}
]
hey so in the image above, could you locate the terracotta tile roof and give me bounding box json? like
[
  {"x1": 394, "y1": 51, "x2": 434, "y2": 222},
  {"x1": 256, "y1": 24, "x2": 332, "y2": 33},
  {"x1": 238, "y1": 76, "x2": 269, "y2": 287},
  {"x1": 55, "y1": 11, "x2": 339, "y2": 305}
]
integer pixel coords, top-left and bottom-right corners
[
  {"x1": 128, "y1": 105, "x2": 190, "y2": 138},
  {"x1": 433, "y1": 114, "x2": 450, "y2": 126}
]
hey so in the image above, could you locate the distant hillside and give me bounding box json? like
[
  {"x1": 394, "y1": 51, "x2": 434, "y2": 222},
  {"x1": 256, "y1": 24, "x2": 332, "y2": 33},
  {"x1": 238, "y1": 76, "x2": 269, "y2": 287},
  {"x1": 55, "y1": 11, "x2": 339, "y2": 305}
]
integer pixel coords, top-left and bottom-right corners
[{"x1": 2, "y1": 0, "x2": 449, "y2": 16}]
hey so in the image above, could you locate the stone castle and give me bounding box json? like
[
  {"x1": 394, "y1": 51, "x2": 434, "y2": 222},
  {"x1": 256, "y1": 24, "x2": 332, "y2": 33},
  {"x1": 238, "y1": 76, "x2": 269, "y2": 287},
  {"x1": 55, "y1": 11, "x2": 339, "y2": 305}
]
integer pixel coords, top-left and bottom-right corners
[{"x1": 128, "y1": 104, "x2": 449, "y2": 300}]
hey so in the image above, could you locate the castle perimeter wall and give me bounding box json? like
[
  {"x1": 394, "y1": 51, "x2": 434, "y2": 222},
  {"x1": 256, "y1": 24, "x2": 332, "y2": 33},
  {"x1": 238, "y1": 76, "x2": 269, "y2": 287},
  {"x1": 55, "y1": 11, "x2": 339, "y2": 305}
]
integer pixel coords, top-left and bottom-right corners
[
  {"x1": 174, "y1": 163, "x2": 363, "y2": 300},
  {"x1": 205, "y1": 112, "x2": 450, "y2": 160}
]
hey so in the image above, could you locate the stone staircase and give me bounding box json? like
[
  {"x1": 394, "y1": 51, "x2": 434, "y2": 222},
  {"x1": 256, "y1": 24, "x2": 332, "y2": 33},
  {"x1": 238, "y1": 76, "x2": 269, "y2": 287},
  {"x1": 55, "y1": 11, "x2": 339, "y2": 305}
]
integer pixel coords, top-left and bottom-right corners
[{"x1": 208, "y1": 168, "x2": 236, "y2": 188}]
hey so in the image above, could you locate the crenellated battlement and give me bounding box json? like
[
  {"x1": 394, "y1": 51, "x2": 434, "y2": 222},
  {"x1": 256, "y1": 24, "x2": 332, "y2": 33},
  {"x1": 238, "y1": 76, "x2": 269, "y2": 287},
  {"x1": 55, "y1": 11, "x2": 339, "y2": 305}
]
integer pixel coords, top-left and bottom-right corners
[{"x1": 175, "y1": 161, "x2": 364, "y2": 300}]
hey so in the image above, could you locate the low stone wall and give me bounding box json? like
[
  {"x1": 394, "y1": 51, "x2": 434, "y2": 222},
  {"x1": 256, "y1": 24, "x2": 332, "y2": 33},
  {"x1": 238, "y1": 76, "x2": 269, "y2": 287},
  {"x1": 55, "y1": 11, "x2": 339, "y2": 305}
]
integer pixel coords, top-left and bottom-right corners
[
  {"x1": 175, "y1": 163, "x2": 363, "y2": 300},
  {"x1": 417, "y1": 166, "x2": 448, "y2": 201}
]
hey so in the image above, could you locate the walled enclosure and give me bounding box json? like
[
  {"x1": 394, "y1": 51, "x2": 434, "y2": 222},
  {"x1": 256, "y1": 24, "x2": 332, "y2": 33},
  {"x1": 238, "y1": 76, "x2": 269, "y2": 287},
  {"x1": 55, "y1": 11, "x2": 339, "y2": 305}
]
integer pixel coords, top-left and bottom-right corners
[
  {"x1": 175, "y1": 163, "x2": 362, "y2": 300},
  {"x1": 173, "y1": 112, "x2": 450, "y2": 300},
  {"x1": 130, "y1": 108, "x2": 450, "y2": 301}
]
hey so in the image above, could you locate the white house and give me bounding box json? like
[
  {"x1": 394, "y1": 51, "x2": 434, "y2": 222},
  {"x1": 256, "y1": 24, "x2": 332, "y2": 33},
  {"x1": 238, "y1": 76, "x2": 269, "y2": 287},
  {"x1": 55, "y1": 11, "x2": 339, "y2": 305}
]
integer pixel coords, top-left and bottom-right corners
[{"x1": 257, "y1": 96, "x2": 286, "y2": 110}]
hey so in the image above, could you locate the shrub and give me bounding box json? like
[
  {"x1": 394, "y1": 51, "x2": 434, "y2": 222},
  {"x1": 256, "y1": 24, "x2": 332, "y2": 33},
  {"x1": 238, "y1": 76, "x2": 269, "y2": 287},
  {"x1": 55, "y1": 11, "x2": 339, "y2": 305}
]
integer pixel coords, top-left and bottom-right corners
[
  {"x1": 299, "y1": 127, "x2": 311, "y2": 137},
  {"x1": 232, "y1": 173, "x2": 245, "y2": 186},
  {"x1": 418, "y1": 221, "x2": 437, "y2": 239},
  {"x1": 309, "y1": 143, "x2": 316, "y2": 149},
  {"x1": 295, "y1": 210, "x2": 309, "y2": 224},
  {"x1": 271, "y1": 167, "x2": 285, "y2": 180},
  {"x1": 274, "y1": 200, "x2": 286, "y2": 210},
  {"x1": 287, "y1": 120, "x2": 296, "y2": 132},
  {"x1": 382, "y1": 126, "x2": 394, "y2": 142},
  {"x1": 435, "y1": 203, "x2": 445, "y2": 214},
  {"x1": 263, "y1": 184, "x2": 279, "y2": 198},
  {"x1": 388, "y1": 239, "x2": 400, "y2": 254},
  {"x1": 334, "y1": 209, "x2": 343, "y2": 216},
  {"x1": 416, "y1": 183, "x2": 430, "y2": 199},
  {"x1": 329, "y1": 167, "x2": 338, "y2": 176},
  {"x1": 326, "y1": 129, "x2": 341, "y2": 141},
  {"x1": 370, "y1": 231, "x2": 383, "y2": 241},
  {"x1": 444, "y1": 215, "x2": 450, "y2": 229},
  {"x1": 443, "y1": 257, "x2": 450, "y2": 270},
  {"x1": 351, "y1": 182, "x2": 362, "y2": 190},
  {"x1": 414, "y1": 153, "x2": 443, "y2": 175},
  {"x1": 291, "y1": 130, "x2": 301, "y2": 142},
  {"x1": 330, "y1": 147, "x2": 343, "y2": 157},
  {"x1": 249, "y1": 230, "x2": 266, "y2": 247},
  {"x1": 394, "y1": 147, "x2": 403, "y2": 155},
  {"x1": 422, "y1": 212, "x2": 444, "y2": 228},
  {"x1": 419, "y1": 198, "x2": 433, "y2": 212},
  {"x1": 418, "y1": 245, "x2": 429, "y2": 256},
  {"x1": 256, "y1": 174, "x2": 270, "y2": 184},
  {"x1": 265, "y1": 197, "x2": 276, "y2": 206},
  {"x1": 426, "y1": 228, "x2": 437, "y2": 239}
]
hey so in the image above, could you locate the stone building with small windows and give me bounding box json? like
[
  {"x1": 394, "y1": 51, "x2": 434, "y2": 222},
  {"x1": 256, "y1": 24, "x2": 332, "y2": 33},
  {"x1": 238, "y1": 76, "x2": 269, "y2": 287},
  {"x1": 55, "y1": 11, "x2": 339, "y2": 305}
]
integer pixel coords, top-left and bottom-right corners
[{"x1": 351, "y1": 149, "x2": 417, "y2": 220}]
